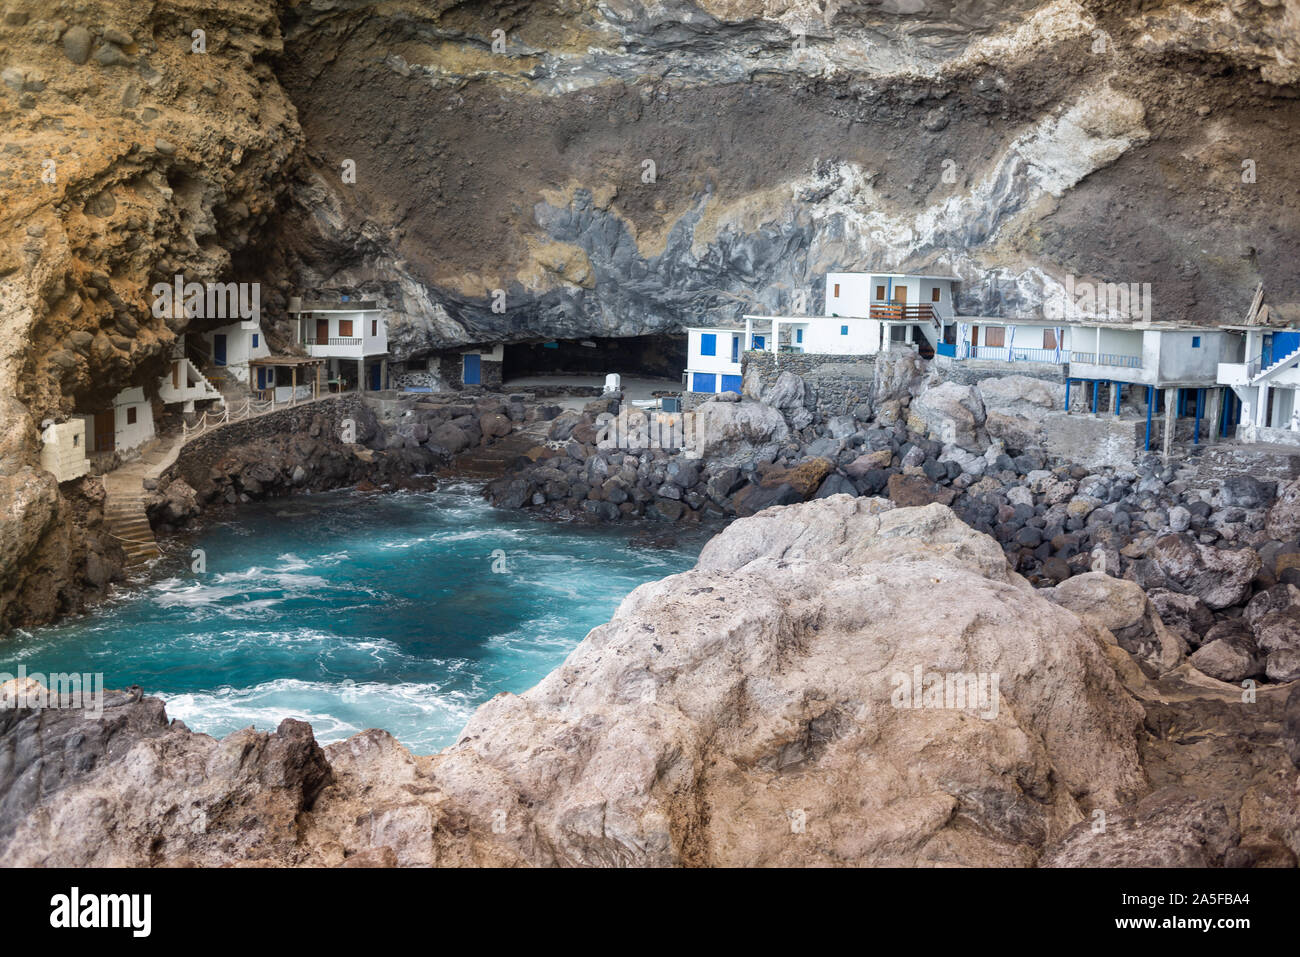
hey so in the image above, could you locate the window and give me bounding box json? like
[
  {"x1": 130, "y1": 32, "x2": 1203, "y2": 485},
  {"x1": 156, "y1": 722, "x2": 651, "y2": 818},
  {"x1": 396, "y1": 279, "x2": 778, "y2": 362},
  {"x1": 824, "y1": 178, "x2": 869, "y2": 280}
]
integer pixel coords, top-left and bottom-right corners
[
  {"x1": 371, "y1": 319, "x2": 378, "y2": 336},
  {"x1": 731, "y1": 335, "x2": 740, "y2": 362},
  {"x1": 1192, "y1": 336, "x2": 1201, "y2": 348},
  {"x1": 833, "y1": 283, "x2": 840, "y2": 297},
  {"x1": 700, "y1": 333, "x2": 717, "y2": 357},
  {"x1": 339, "y1": 319, "x2": 353, "y2": 337},
  {"x1": 876, "y1": 285, "x2": 886, "y2": 299},
  {"x1": 931, "y1": 288, "x2": 941, "y2": 302},
  {"x1": 252, "y1": 333, "x2": 259, "y2": 348},
  {"x1": 984, "y1": 326, "x2": 1006, "y2": 347},
  {"x1": 796, "y1": 329, "x2": 803, "y2": 343},
  {"x1": 126, "y1": 407, "x2": 137, "y2": 425},
  {"x1": 1043, "y1": 329, "x2": 1057, "y2": 349},
  {"x1": 841, "y1": 325, "x2": 849, "y2": 336}
]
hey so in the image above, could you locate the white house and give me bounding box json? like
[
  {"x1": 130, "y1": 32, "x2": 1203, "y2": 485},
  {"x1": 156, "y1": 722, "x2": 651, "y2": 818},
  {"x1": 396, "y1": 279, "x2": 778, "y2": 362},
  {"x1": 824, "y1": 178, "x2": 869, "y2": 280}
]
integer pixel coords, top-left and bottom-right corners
[
  {"x1": 158, "y1": 336, "x2": 223, "y2": 413},
  {"x1": 39, "y1": 419, "x2": 90, "y2": 483},
  {"x1": 1217, "y1": 323, "x2": 1300, "y2": 442},
  {"x1": 683, "y1": 271, "x2": 959, "y2": 393},
  {"x1": 201, "y1": 319, "x2": 269, "y2": 385},
  {"x1": 81, "y1": 387, "x2": 155, "y2": 457},
  {"x1": 291, "y1": 298, "x2": 390, "y2": 391}
]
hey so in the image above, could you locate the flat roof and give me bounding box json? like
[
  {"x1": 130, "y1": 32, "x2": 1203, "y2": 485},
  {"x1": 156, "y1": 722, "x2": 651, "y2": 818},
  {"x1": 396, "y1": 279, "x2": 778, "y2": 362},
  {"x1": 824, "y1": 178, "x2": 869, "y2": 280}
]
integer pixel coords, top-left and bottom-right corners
[
  {"x1": 295, "y1": 300, "x2": 382, "y2": 312},
  {"x1": 826, "y1": 271, "x2": 960, "y2": 281}
]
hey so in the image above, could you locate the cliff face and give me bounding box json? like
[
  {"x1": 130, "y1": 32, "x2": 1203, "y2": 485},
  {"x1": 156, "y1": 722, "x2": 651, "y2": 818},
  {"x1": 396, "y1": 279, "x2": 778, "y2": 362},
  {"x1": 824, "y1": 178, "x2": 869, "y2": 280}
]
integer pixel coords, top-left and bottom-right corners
[
  {"x1": 267, "y1": 0, "x2": 1300, "y2": 355},
  {"x1": 0, "y1": 1, "x2": 300, "y2": 627}
]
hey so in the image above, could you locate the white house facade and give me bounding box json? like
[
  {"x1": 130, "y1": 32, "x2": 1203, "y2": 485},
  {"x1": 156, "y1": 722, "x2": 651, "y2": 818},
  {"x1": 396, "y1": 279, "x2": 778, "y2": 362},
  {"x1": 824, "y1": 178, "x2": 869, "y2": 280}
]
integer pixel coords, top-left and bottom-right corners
[
  {"x1": 81, "y1": 387, "x2": 156, "y2": 457},
  {"x1": 158, "y1": 336, "x2": 224, "y2": 412},
  {"x1": 291, "y1": 299, "x2": 390, "y2": 391},
  {"x1": 39, "y1": 419, "x2": 90, "y2": 483},
  {"x1": 202, "y1": 320, "x2": 269, "y2": 385},
  {"x1": 1217, "y1": 325, "x2": 1300, "y2": 442}
]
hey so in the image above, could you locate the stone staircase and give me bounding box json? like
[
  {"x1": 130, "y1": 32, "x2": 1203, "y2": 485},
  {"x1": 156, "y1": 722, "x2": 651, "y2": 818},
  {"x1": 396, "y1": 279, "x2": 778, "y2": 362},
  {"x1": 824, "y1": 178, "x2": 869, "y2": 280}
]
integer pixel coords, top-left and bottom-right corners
[{"x1": 101, "y1": 434, "x2": 186, "y2": 566}]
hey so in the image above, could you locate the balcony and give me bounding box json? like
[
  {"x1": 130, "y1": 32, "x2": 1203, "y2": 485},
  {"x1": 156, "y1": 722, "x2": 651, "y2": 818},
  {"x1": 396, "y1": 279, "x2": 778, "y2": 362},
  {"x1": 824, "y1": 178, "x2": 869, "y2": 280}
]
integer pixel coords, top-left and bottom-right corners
[
  {"x1": 1070, "y1": 351, "x2": 1143, "y2": 369},
  {"x1": 300, "y1": 335, "x2": 385, "y2": 359},
  {"x1": 868, "y1": 303, "x2": 940, "y2": 323},
  {"x1": 969, "y1": 345, "x2": 1065, "y2": 364}
]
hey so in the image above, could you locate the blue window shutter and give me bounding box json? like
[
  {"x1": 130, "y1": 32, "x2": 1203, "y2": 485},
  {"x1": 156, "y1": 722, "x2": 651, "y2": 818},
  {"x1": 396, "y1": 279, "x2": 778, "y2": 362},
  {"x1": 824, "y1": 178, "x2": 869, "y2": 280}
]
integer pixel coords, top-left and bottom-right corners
[
  {"x1": 692, "y1": 372, "x2": 716, "y2": 392},
  {"x1": 720, "y1": 374, "x2": 742, "y2": 394},
  {"x1": 731, "y1": 335, "x2": 739, "y2": 362},
  {"x1": 841, "y1": 325, "x2": 848, "y2": 336},
  {"x1": 796, "y1": 329, "x2": 803, "y2": 343},
  {"x1": 252, "y1": 333, "x2": 259, "y2": 348},
  {"x1": 1192, "y1": 336, "x2": 1201, "y2": 348},
  {"x1": 700, "y1": 333, "x2": 716, "y2": 357},
  {"x1": 752, "y1": 335, "x2": 765, "y2": 349}
]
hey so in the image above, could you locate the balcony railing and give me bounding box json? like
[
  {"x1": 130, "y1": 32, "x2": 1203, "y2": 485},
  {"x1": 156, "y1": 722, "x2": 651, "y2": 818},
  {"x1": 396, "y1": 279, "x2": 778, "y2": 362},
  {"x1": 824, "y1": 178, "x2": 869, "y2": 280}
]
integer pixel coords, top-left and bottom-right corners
[
  {"x1": 969, "y1": 345, "x2": 1064, "y2": 363},
  {"x1": 1070, "y1": 351, "x2": 1143, "y2": 369},
  {"x1": 868, "y1": 303, "x2": 940, "y2": 323},
  {"x1": 303, "y1": 337, "x2": 363, "y2": 346}
]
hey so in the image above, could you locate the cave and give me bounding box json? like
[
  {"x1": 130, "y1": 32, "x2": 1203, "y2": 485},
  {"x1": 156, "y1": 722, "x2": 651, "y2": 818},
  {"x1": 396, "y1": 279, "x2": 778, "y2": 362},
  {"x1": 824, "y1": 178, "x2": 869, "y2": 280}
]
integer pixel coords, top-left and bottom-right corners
[{"x1": 501, "y1": 335, "x2": 687, "y2": 389}]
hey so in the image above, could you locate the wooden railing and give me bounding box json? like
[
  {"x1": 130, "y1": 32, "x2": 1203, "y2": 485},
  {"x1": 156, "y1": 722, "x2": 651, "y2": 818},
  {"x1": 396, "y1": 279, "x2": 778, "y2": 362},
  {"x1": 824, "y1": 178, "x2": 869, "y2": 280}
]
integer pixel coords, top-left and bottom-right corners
[{"x1": 868, "y1": 303, "x2": 940, "y2": 323}]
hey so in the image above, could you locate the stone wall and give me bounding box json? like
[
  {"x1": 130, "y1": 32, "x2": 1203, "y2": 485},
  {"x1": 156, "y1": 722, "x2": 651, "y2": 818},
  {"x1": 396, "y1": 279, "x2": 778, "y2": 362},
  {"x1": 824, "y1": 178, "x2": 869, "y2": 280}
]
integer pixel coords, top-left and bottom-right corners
[
  {"x1": 1041, "y1": 412, "x2": 1143, "y2": 469},
  {"x1": 932, "y1": 356, "x2": 1066, "y2": 386},
  {"x1": 435, "y1": 353, "x2": 503, "y2": 390},
  {"x1": 170, "y1": 394, "x2": 368, "y2": 485},
  {"x1": 743, "y1": 351, "x2": 875, "y2": 417}
]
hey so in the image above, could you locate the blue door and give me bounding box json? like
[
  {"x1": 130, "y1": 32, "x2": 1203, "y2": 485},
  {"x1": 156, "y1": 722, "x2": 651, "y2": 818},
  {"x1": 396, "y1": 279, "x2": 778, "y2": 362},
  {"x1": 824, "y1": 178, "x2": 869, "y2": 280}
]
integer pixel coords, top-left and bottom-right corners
[
  {"x1": 751, "y1": 335, "x2": 765, "y2": 350},
  {"x1": 370, "y1": 363, "x2": 381, "y2": 390},
  {"x1": 213, "y1": 334, "x2": 226, "y2": 365},
  {"x1": 731, "y1": 335, "x2": 740, "y2": 362},
  {"x1": 256, "y1": 367, "x2": 269, "y2": 390},
  {"x1": 720, "y1": 374, "x2": 742, "y2": 394},
  {"x1": 463, "y1": 353, "x2": 481, "y2": 385},
  {"x1": 692, "y1": 372, "x2": 716, "y2": 392}
]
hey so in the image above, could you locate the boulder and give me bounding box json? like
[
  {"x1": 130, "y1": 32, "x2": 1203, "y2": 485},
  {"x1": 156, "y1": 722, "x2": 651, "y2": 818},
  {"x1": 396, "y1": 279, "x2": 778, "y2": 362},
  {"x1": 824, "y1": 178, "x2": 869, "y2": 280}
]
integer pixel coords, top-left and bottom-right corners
[
  {"x1": 479, "y1": 412, "x2": 512, "y2": 438},
  {"x1": 907, "y1": 382, "x2": 985, "y2": 449},
  {"x1": 976, "y1": 375, "x2": 1064, "y2": 417},
  {"x1": 844, "y1": 449, "x2": 892, "y2": 477},
  {"x1": 886, "y1": 473, "x2": 958, "y2": 508},
  {"x1": 429, "y1": 423, "x2": 470, "y2": 454},
  {"x1": 1220, "y1": 474, "x2": 1275, "y2": 509},
  {"x1": 732, "y1": 482, "x2": 802, "y2": 517},
  {"x1": 758, "y1": 457, "x2": 835, "y2": 499},
  {"x1": 759, "y1": 371, "x2": 809, "y2": 412},
  {"x1": 1148, "y1": 534, "x2": 1261, "y2": 610},
  {"x1": 160, "y1": 479, "x2": 200, "y2": 525},
  {"x1": 689, "y1": 399, "x2": 790, "y2": 465},
  {"x1": 1146, "y1": 589, "x2": 1213, "y2": 647},
  {"x1": 1049, "y1": 572, "x2": 1184, "y2": 672},
  {"x1": 1265, "y1": 477, "x2": 1300, "y2": 540}
]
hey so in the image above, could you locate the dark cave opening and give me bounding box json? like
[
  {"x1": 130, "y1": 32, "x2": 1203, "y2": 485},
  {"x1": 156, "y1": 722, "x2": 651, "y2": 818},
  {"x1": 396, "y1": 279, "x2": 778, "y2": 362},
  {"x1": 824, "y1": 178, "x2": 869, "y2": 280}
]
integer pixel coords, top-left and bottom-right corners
[{"x1": 501, "y1": 335, "x2": 687, "y2": 385}]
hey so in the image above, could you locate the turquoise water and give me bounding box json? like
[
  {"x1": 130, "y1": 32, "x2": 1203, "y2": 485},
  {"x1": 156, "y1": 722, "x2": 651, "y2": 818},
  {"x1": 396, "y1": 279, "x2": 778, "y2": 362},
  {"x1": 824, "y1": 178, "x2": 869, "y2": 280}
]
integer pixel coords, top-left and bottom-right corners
[{"x1": 4, "y1": 484, "x2": 710, "y2": 754}]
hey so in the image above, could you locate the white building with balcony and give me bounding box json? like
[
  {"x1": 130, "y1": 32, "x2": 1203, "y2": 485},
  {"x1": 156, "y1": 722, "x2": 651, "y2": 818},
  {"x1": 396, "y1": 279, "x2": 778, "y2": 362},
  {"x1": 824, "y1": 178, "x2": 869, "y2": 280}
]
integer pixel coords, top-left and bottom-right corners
[{"x1": 291, "y1": 298, "x2": 390, "y2": 392}]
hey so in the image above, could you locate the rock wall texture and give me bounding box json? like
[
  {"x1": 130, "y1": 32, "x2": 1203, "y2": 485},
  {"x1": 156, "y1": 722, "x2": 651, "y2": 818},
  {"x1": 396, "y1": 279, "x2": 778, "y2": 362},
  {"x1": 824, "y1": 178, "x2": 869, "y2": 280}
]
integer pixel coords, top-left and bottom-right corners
[{"x1": 3, "y1": 496, "x2": 1297, "y2": 867}]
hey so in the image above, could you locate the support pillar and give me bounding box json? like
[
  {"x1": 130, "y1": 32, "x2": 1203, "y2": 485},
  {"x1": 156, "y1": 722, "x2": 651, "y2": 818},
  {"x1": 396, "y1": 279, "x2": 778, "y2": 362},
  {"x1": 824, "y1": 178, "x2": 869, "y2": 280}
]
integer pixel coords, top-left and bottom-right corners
[
  {"x1": 1205, "y1": 387, "x2": 1222, "y2": 445},
  {"x1": 291, "y1": 366, "x2": 298, "y2": 407},
  {"x1": 1092, "y1": 380, "x2": 1100, "y2": 414},
  {"x1": 1193, "y1": 388, "x2": 1203, "y2": 444},
  {"x1": 1145, "y1": 386, "x2": 1154, "y2": 451},
  {"x1": 357, "y1": 359, "x2": 365, "y2": 393},
  {"x1": 380, "y1": 358, "x2": 388, "y2": 392},
  {"x1": 1065, "y1": 378, "x2": 1071, "y2": 414},
  {"x1": 1113, "y1": 381, "x2": 1122, "y2": 416},
  {"x1": 1162, "y1": 387, "x2": 1177, "y2": 460}
]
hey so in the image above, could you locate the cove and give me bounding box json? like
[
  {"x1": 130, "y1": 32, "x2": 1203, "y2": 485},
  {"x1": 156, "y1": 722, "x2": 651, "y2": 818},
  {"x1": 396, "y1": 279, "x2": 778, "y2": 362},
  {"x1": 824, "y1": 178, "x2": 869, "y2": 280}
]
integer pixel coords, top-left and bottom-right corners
[{"x1": 4, "y1": 483, "x2": 711, "y2": 754}]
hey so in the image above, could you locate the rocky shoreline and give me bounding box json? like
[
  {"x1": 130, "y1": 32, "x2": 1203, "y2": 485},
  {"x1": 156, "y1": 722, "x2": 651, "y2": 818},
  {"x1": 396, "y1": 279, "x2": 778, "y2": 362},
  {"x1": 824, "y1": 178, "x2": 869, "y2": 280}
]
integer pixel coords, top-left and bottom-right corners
[{"x1": 484, "y1": 367, "x2": 1300, "y2": 690}]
